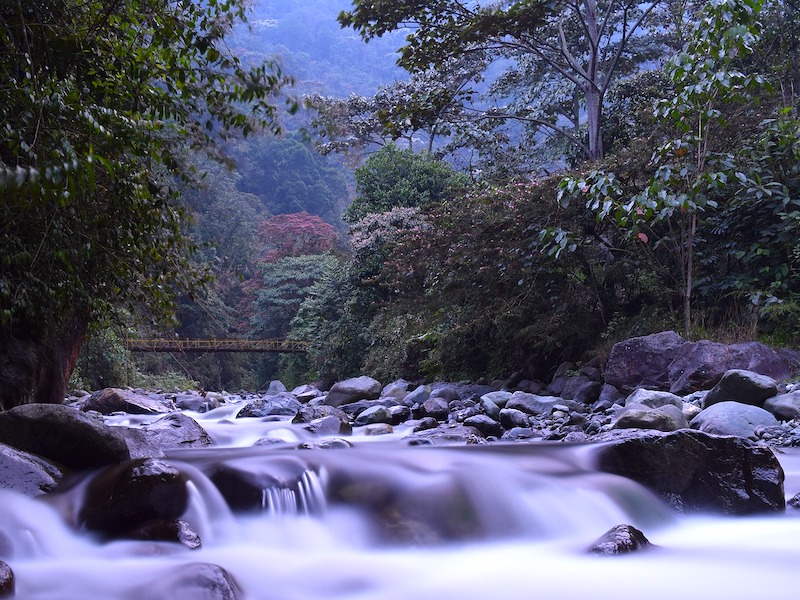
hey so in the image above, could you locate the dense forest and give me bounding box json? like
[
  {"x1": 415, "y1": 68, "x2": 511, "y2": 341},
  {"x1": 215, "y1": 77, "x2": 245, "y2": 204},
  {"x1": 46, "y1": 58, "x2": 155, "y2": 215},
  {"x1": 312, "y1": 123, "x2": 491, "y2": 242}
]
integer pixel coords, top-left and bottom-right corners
[{"x1": 2, "y1": 0, "x2": 800, "y2": 398}]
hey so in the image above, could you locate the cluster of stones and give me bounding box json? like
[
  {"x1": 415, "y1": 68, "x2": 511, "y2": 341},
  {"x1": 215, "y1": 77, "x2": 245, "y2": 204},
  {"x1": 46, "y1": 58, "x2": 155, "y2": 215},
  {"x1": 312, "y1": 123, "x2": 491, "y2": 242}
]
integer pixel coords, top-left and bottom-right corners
[{"x1": 0, "y1": 330, "x2": 798, "y2": 591}]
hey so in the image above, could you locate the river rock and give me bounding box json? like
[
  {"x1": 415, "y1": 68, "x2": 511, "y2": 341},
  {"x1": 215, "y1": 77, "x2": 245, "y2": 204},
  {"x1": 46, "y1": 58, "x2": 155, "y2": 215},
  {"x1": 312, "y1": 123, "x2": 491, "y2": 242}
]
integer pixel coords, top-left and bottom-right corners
[
  {"x1": 354, "y1": 405, "x2": 393, "y2": 426},
  {"x1": 499, "y1": 408, "x2": 530, "y2": 429},
  {"x1": 505, "y1": 392, "x2": 563, "y2": 416},
  {"x1": 690, "y1": 401, "x2": 779, "y2": 438},
  {"x1": 382, "y1": 380, "x2": 410, "y2": 402},
  {"x1": 143, "y1": 412, "x2": 213, "y2": 449},
  {"x1": 126, "y1": 519, "x2": 202, "y2": 550},
  {"x1": 325, "y1": 376, "x2": 382, "y2": 407},
  {"x1": 596, "y1": 429, "x2": 784, "y2": 514},
  {"x1": 116, "y1": 427, "x2": 166, "y2": 460},
  {"x1": 463, "y1": 414, "x2": 503, "y2": 438},
  {"x1": 587, "y1": 524, "x2": 656, "y2": 555},
  {"x1": 404, "y1": 385, "x2": 431, "y2": 407},
  {"x1": 236, "y1": 393, "x2": 301, "y2": 418},
  {"x1": 0, "y1": 561, "x2": 13, "y2": 598},
  {"x1": 669, "y1": 341, "x2": 798, "y2": 395},
  {"x1": 763, "y1": 391, "x2": 800, "y2": 421},
  {"x1": 572, "y1": 381, "x2": 603, "y2": 405},
  {"x1": 132, "y1": 562, "x2": 240, "y2": 600},
  {"x1": 624, "y1": 389, "x2": 684, "y2": 409},
  {"x1": 82, "y1": 387, "x2": 172, "y2": 415},
  {"x1": 612, "y1": 404, "x2": 687, "y2": 432},
  {"x1": 604, "y1": 331, "x2": 687, "y2": 393},
  {"x1": 0, "y1": 404, "x2": 131, "y2": 469},
  {"x1": 292, "y1": 404, "x2": 349, "y2": 424},
  {"x1": 0, "y1": 442, "x2": 62, "y2": 496},
  {"x1": 405, "y1": 423, "x2": 484, "y2": 445},
  {"x1": 304, "y1": 415, "x2": 353, "y2": 436},
  {"x1": 418, "y1": 396, "x2": 449, "y2": 420},
  {"x1": 593, "y1": 384, "x2": 625, "y2": 410},
  {"x1": 175, "y1": 392, "x2": 219, "y2": 413},
  {"x1": 290, "y1": 384, "x2": 323, "y2": 403},
  {"x1": 79, "y1": 458, "x2": 189, "y2": 536},
  {"x1": 702, "y1": 369, "x2": 778, "y2": 408}
]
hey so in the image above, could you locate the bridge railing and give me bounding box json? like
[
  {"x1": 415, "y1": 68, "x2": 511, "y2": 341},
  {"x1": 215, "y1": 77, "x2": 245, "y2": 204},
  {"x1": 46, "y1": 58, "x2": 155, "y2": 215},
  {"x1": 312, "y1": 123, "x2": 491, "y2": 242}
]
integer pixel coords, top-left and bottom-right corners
[{"x1": 125, "y1": 338, "x2": 310, "y2": 353}]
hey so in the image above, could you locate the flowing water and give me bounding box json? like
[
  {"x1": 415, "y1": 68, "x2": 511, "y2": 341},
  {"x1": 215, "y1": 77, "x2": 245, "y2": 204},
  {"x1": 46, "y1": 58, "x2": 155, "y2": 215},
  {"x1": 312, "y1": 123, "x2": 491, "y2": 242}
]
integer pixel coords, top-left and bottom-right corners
[{"x1": 4, "y1": 404, "x2": 800, "y2": 599}]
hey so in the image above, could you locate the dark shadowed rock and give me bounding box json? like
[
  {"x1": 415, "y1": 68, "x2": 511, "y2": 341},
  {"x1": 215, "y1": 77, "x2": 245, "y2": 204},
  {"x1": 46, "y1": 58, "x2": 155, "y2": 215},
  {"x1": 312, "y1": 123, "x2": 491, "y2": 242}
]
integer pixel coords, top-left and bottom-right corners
[
  {"x1": 418, "y1": 396, "x2": 449, "y2": 420},
  {"x1": 0, "y1": 561, "x2": 13, "y2": 597},
  {"x1": 702, "y1": 369, "x2": 778, "y2": 408},
  {"x1": 572, "y1": 381, "x2": 603, "y2": 405},
  {"x1": 354, "y1": 405, "x2": 393, "y2": 426},
  {"x1": 79, "y1": 458, "x2": 189, "y2": 536},
  {"x1": 0, "y1": 404, "x2": 131, "y2": 469},
  {"x1": 463, "y1": 415, "x2": 503, "y2": 438},
  {"x1": 690, "y1": 402, "x2": 779, "y2": 438},
  {"x1": 604, "y1": 331, "x2": 687, "y2": 393},
  {"x1": 116, "y1": 427, "x2": 166, "y2": 460},
  {"x1": 593, "y1": 384, "x2": 625, "y2": 411},
  {"x1": 0, "y1": 442, "x2": 62, "y2": 496},
  {"x1": 143, "y1": 412, "x2": 213, "y2": 449},
  {"x1": 596, "y1": 429, "x2": 784, "y2": 514},
  {"x1": 325, "y1": 376, "x2": 382, "y2": 407},
  {"x1": 304, "y1": 415, "x2": 353, "y2": 436},
  {"x1": 587, "y1": 524, "x2": 656, "y2": 555},
  {"x1": 126, "y1": 519, "x2": 202, "y2": 549},
  {"x1": 131, "y1": 563, "x2": 240, "y2": 600},
  {"x1": 82, "y1": 388, "x2": 172, "y2": 415},
  {"x1": 669, "y1": 341, "x2": 798, "y2": 395},
  {"x1": 763, "y1": 391, "x2": 800, "y2": 421}
]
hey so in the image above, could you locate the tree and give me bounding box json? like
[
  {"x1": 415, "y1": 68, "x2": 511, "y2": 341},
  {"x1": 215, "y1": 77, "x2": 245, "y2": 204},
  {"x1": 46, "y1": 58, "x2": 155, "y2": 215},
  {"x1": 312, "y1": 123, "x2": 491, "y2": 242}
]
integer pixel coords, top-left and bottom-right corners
[
  {"x1": 0, "y1": 0, "x2": 292, "y2": 409},
  {"x1": 343, "y1": 144, "x2": 469, "y2": 222},
  {"x1": 339, "y1": 0, "x2": 672, "y2": 161}
]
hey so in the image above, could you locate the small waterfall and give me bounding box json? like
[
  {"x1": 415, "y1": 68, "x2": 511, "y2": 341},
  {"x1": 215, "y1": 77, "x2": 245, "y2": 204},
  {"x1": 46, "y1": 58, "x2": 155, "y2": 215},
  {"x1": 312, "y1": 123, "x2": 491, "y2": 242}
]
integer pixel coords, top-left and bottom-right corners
[{"x1": 260, "y1": 467, "x2": 328, "y2": 516}]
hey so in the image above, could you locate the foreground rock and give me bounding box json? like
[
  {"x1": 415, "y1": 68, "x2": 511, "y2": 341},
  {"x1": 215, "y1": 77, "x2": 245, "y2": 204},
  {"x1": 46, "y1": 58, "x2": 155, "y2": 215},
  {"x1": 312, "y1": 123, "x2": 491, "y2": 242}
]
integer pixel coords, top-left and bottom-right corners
[
  {"x1": 0, "y1": 443, "x2": 62, "y2": 496},
  {"x1": 0, "y1": 404, "x2": 131, "y2": 469},
  {"x1": 82, "y1": 388, "x2": 172, "y2": 415},
  {"x1": 690, "y1": 402, "x2": 779, "y2": 439},
  {"x1": 130, "y1": 563, "x2": 240, "y2": 600},
  {"x1": 0, "y1": 561, "x2": 12, "y2": 597},
  {"x1": 596, "y1": 429, "x2": 784, "y2": 514},
  {"x1": 587, "y1": 524, "x2": 656, "y2": 555},
  {"x1": 79, "y1": 458, "x2": 189, "y2": 537},
  {"x1": 143, "y1": 413, "x2": 213, "y2": 449}
]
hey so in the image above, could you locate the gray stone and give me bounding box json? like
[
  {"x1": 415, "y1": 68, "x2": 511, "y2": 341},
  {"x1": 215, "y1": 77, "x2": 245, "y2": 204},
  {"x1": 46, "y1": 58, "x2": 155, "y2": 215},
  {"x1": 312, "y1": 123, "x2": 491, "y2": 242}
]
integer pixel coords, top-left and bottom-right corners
[
  {"x1": 572, "y1": 381, "x2": 603, "y2": 405},
  {"x1": 381, "y1": 380, "x2": 410, "y2": 401},
  {"x1": 593, "y1": 384, "x2": 625, "y2": 411},
  {"x1": 364, "y1": 423, "x2": 394, "y2": 436},
  {"x1": 130, "y1": 562, "x2": 240, "y2": 600},
  {"x1": 404, "y1": 385, "x2": 431, "y2": 407},
  {"x1": 690, "y1": 401, "x2": 779, "y2": 439},
  {"x1": 325, "y1": 376, "x2": 382, "y2": 407},
  {"x1": 703, "y1": 369, "x2": 778, "y2": 408},
  {"x1": 479, "y1": 396, "x2": 501, "y2": 420},
  {"x1": 419, "y1": 396, "x2": 449, "y2": 420},
  {"x1": 82, "y1": 388, "x2": 172, "y2": 415},
  {"x1": 304, "y1": 415, "x2": 353, "y2": 436},
  {"x1": 0, "y1": 560, "x2": 13, "y2": 597},
  {"x1": 624, "y1": 389, "x2": 684, "y2": 409},
  {"x1": 613, "y1": 404, "x2": 687, "y2": 432},
  {"x1": 143, "y1": 412, "x2": 213, "y2": 449},
  {"x1": 505, "y1": 392, "x2": 562, "y2": 416},
  {"x1": 480, "y1": 391, "x2": 513, "y2": 408},
  {"x1": 236, "y1": 393, "x2": 300, "y2": 418},
  {"x1": 463, "y1": 414, "x2": 503, "y2": 438},
  {"x1": 265, "y1": 380, "x2": 287, "y2": 395},
  {"x1": 354, "y1": 405, "x2": 393, "y2": 426},
  {"x1": 0, "y1": 443, "x2": 62, "y2": 496},
  {"x1": 763, "y1": 391, "x2": 800, "y2": 421}
]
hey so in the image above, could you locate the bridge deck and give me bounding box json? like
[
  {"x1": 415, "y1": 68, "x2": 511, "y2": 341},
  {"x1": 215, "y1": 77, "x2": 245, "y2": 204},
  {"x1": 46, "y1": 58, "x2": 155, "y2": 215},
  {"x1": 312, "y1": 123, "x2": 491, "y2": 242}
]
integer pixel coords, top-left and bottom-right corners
[{"x1": 126, "y1": 338, "x2": 309, "y2": 353}]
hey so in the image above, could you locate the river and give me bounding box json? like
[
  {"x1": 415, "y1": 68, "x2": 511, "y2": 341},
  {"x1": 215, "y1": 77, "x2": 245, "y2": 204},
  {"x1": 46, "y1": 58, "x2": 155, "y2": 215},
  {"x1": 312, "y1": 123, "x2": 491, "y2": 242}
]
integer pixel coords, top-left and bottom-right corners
[{"x1": 3, "y1": 402, "x2": 800, "y2": 599}]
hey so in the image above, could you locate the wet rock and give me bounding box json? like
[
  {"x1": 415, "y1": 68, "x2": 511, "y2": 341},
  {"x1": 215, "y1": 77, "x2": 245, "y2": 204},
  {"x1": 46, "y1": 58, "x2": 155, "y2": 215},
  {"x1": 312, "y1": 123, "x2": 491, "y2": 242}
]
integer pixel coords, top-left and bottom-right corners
[
  {"x1": 413, "y1": 417, "x2": 439, "y2": 432},
  {"x1": 703, "y1": 369, "x2": 778, "y2": 408},
  {"x1": 481, "y1": 391, "x2": 512, "y2": 409},
  {"x1": 0, "y1": 404, "x2": 131, "y2": 469},
  {"x1": 404, "y1": 423, "x2": 484, "y2": 445},
  {"x1": 297, "y1": 438, "x2": 352, "y2": 450},
  {"x1": 0, "y1": 442, "x2": 62, "y2": 496},
  {"x1": 304, "y1": 415, "x2": 352, "y2": 436},
  {"x1": 364, "y1": 423, "x2": 394, "y2": 436},
  {"x1": 143, "y1": 412, "x2": 213, "y2": 449},
  {"x1": 388, "y1": 405, "x2": 411, "y2": 425},
  {"x1": 0, "y1": 561, "x2": 13, "y2": 598},
  {"x1": 587, "y1": 524, "x2": 656, "y2": 555},
  {"x1": 593, "y1": 384, "x2": 625, "y2": 411},
  {"x1": 126, "y1": 519, "x2": 202, "y2": 550},
  {"x1": 612, "y1": 404, "x2": 687, "y2": 432},
  {"x1": 175, "y1": 392, "x2": 219, "y2": 413},
  {"x1": 463, "y1": 414, "x2": 503, "y2": 438},
  {"x1": 788, "y1": 494, "x2": 800, "y2": 510},
  {"x1": 354, "y1": 405, "x2": 393, "y2": 426},
  {"x1": 132, "y1": 562, "x2": 240, "y2": 600},
  {"x1": 596, "y1": 429, "x2": 784, "y2": 514},
  {"x1": 337, "y1": 398, "x2": 394, "y2": 417},
  {"x1": 292, "y1": 404, "x2": 349, "y2": 424},
  {"x1": 236, "y1": 393, "x2": 300, "y2": 418},
  {"x1": 669, "y1": 341, "x2": 798, "y2": 395},
  {"x1": 82, "y1": 388, "x2": 172, "y2": 415},
  {"x1": 116, "y1": 427, "x2": 166, "y2": 460},
  {"x1": 403, "y1": 385, "x2": 431, "y2": 407},
  {"x1": 690, "y1": 401, "x2": 779, "y2": 439},
  {"x1": 79, "y1": 458, "x2": 189, "y2": 536},
  {"x1": 505, "y1": 392, "x2": 564, "y2": 417},
  {"x1": 479, "y1": 396, "x2": 501, "y2": 420},
  {"x1": 572, "y1": 381, "x2": 603, "y2": 405},
  {"x1": 325, "y1": 376, "x2": 382, "y2": 407},
  {"x1": 290, "y1": 384, "x2": 323, "y2": 403},
  {"x1": 264, "y1": 380, "x2": 287, "y2": 395},
  {"x1": 381, "y1": 380, "x2": 410, "y2": 402},
  {"x1": 418, "y1": 396, "x2": 449, "y2": 420},
  {"x1": 763, "y1": 392, "x2": 800, "y2": 421},
  {"x1": 605, "y1": 331, "x2": 687, "y2": 393},
  {"x1": 624, "y1": 389, "x2": 684, "y2": 410}
]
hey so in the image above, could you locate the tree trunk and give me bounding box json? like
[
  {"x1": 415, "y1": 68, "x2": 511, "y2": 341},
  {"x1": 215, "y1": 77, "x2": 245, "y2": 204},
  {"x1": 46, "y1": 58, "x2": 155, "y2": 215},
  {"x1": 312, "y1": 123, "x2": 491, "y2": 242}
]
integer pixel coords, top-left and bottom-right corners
[
  {"x1": 0, "y1": 314, "x2": 88, "y2": 411},
  {"x1": 585, "y1": 86, "x2": 604, "y2": 161}
]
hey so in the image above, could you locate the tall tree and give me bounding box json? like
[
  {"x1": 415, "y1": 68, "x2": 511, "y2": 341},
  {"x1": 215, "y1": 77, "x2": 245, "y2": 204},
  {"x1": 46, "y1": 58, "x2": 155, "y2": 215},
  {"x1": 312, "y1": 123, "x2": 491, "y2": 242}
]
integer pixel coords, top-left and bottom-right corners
[
  {"x1": 339, "y1": 0, "x2": 671, "y2": 161},
  {"x1": 0, "y1": 0, "x2": 292, "y2": 409}
]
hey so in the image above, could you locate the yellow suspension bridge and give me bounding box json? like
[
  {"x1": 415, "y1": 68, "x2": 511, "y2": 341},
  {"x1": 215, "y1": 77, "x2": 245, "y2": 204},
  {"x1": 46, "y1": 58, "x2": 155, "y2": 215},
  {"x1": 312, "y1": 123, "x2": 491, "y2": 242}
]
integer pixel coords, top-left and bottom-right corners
[{"x1": 125, "y1": 338, "x2": 309, "y2": 353}]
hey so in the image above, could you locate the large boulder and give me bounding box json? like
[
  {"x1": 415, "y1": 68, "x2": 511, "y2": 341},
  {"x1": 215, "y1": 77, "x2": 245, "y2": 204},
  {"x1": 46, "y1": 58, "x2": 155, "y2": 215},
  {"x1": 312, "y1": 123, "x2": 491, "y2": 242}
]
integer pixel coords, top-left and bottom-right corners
[
  {"x1": 702, "y1": 369, "x2": 778, "y2": 409},
  {"x1": 324, "y1": 376, "x2": 382, "y2": 407},
  {"x1": 0, "y1": 443, "x2": 62, "y2": 496},
  {"x1": 669, "y1": 341, "x2": 798, "y2": 395},
  {"x1": 235, "y1": 393, "x2": 301, "y2": 418},
  {"x1": 0, "y1": 561, "x2": 13, "y2": 598},
  {"x1": 79, "y1": 458, "x2": 189, "y2": 536},
  {"x1": 130, "y1": 563, "x2": 240, "y2": 600},
  {"x1": 596, "y1": 429, "x2": 784, "y2": 514},
  {"x1": 763, "y1": 391, "x2": 800, "y2": 421},
  {"x1": 612, "y1": 404, "x2": 687, "y2": 432},
  {"x1": 690, "y1": 401, "x2": 779, "y2": 439},
  {"x1": 0, "y1": 404, "x2": 131, "y2": 469},
  {"x1": 604, "y1": 331, "x2": 687, "y2": 393},
  {"x1": 505, "y1": 392, "x2": 564, "y2": 416},
  {"x1": 624, "y1": 389, "x2": 684, "y2": 409},
  {"x1": 82, "y1": 388, "x2": 172, "y2": 415},
  {"x1": 586, "y1": 524, "x2": 656, "y2": 555}
]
